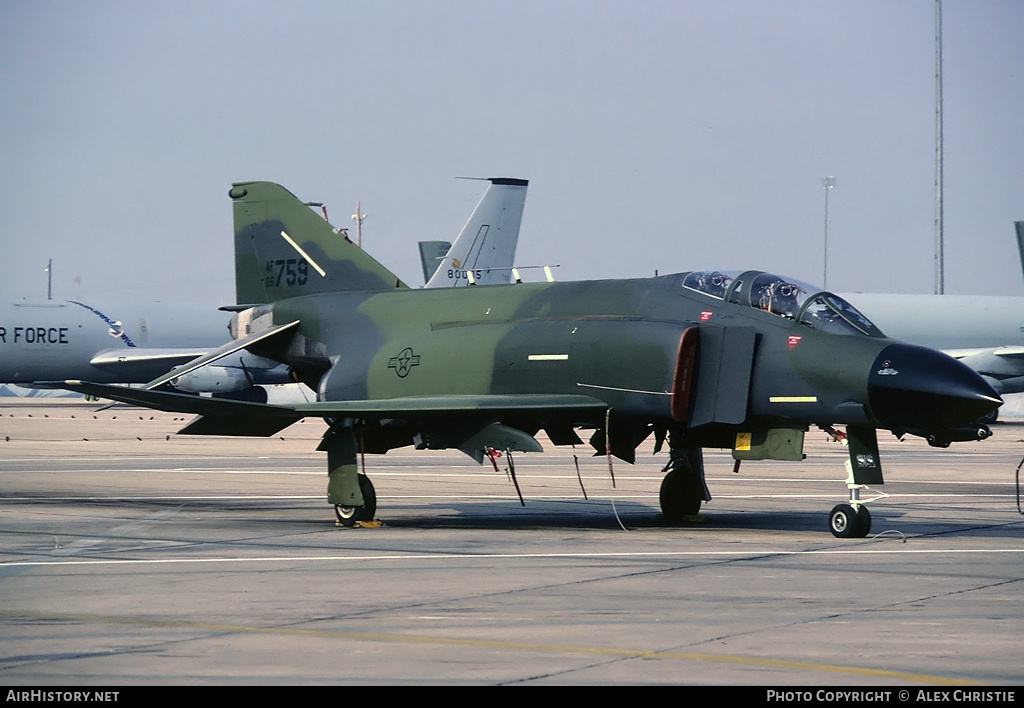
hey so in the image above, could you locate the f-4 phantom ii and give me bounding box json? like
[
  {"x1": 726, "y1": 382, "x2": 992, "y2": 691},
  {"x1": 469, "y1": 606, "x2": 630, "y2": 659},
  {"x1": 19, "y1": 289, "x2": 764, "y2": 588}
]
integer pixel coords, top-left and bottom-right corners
[{"x1": 51, "y1": 181, "x2": 1002, "y2": 538}]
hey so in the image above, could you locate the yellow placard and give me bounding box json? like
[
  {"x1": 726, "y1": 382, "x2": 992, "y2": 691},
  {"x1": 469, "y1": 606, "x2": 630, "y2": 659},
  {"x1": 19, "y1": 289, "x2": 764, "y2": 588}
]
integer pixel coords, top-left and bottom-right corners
[{"x1": 735, "y1": 432, "x2": 752, "y2": 451}]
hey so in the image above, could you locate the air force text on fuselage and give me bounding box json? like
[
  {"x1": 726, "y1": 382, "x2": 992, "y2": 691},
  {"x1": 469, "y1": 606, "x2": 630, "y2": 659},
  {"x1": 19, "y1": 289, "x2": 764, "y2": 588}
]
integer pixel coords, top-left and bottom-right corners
[{"x1": 0, "y1": 325, "x2": 70, "y2": 344}]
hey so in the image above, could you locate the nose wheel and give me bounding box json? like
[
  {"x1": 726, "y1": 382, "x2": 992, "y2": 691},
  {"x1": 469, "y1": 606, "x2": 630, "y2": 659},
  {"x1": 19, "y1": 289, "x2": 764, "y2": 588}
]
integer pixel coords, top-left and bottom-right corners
[{"x1": 829, "y1": 502, "x2": 871, "y2": 538}]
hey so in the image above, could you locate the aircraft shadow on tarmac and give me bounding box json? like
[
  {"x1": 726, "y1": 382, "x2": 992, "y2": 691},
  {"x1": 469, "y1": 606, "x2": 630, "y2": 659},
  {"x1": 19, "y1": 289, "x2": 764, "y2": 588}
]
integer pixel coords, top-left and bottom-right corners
[
  {"x1": 11, "y1": 493, "x2": 1021, "y2": 538},
  {"x1": 333, "y1": 502, "x2": 1022, "y2": 538},
  {"x1": 349, "y1": 499, "x2": 847, "y2": 533}
]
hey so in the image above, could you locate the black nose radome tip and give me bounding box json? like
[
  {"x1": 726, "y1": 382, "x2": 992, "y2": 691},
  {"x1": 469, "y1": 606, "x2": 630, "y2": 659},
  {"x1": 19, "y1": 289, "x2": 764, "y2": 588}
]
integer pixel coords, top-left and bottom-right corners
[{"x1": 868, "y1": 343, "x2": 1002, "y2": 434}]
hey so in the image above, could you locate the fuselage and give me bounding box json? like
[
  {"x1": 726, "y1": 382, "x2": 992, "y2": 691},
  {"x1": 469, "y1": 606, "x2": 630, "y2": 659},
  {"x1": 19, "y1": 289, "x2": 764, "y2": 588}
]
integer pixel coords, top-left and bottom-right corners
[
  {"x1": 251, "y1": 272, "x2": 998, "y2": 444},
  {"x1": 0, "y1": 300, "x2": 230, "y2": 383}
]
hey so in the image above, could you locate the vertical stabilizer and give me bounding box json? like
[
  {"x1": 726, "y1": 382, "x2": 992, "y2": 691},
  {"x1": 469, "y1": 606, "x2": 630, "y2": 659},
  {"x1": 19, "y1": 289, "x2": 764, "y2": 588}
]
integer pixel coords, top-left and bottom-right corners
[
  {"x1": 1016, "y1": 221, "x2": 1024, "y2": 287},
  {"x1": 231, "y1": 181, "x2": 407, "y2": 305},
  {"x1": 425, "y1": 178, "x2": 527, "y2": 287},
  {"x1": 418, "y1": 241, "x2": 452, "y2": 284}
]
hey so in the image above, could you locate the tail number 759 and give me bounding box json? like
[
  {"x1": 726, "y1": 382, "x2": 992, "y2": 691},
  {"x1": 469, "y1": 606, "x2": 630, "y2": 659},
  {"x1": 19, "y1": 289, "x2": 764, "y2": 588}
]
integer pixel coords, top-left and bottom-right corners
[{"x1": 265, "y1": 259, "x2": 310, "y2": 287}]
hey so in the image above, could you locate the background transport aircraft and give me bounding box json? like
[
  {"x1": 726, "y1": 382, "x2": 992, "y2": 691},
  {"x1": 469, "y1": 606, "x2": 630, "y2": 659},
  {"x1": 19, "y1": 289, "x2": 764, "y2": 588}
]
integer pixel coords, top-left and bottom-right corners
[
  {"x1": 0, "y1": 299, "x2": 231, "y2": 386},
  {"x1": 840, "y1": 223, "x2": 1024, "y2": 399},
  {"x1": 842, "y1": 294, "x2": 1024, "y2": 395},
  {"x1": 2, "y1": 177, "x2": 528, "y2": 400},
  {"x1": 0, "y1": 294, "x2": 297, "y2": 402},
  {"x1": 52, "y1": 180, "x2": 1001, "y2": 539}
]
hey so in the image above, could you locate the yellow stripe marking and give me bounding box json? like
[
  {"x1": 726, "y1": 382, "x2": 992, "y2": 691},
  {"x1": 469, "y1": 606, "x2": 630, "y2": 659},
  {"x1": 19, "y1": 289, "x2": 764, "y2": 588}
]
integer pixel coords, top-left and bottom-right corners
[
  {"x1": 769, "y1": 396, "x2": 818, "y2": 403},
  {"x1": 280, "y1": 230, "x2": 327, "y2": 277}
]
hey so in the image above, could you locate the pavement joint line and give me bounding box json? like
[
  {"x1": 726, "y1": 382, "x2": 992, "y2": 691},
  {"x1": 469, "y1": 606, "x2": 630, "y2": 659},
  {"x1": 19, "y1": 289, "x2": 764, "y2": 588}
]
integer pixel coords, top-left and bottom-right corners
[
  {"x1": 0, "y1": 608, "x2": 983, "y2": 686},
  {"x1": 2, "y1": 546, "x2": 1024, "y2": 568}
]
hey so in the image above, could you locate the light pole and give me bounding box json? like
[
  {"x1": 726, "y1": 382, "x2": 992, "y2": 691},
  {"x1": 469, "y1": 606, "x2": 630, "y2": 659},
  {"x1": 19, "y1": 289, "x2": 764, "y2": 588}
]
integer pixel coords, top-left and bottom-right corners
[
  {"x1": 822, "y1": 176, "x2": 836, "y2": 289},
  {"x1": 352, "y1": 202, "x2": 365, "y2": 248},
  {"x1": 935, "y1": 0, "x2": 944, "y2": 294}
]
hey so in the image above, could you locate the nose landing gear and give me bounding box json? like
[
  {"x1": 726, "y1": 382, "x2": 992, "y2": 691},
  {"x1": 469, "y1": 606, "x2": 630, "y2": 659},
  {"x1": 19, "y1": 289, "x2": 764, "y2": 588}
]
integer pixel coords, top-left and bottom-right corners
[
  {"x1": 829, "y1": 500, "x2": 871, "y2": 538},
  {"x1": 825, "y1": 425, "x2": 885, "y2": 538}
]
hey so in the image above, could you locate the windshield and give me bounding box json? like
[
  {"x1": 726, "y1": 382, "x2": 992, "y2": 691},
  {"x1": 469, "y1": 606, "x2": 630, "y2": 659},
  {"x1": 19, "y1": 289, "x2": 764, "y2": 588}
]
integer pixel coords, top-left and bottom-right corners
[
  {"x1": 681, "y1": 270, "x2": 883, "y2": 337},
  {"x1": 799, "y1": 293, "x2": 883, "y2": 336}
]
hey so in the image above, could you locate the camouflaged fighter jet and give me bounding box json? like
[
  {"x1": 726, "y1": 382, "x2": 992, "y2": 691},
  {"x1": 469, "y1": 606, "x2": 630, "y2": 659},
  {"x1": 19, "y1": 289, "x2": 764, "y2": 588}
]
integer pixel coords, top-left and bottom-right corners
[{"x1": 52, "y1": 181, "x2": 1002, "y2": 538}]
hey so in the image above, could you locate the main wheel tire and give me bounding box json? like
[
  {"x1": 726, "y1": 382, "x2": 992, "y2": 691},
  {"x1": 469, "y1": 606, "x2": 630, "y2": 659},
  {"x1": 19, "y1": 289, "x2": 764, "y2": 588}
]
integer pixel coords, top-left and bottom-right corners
[
  {"x1": 659, "y1": 468, "x2": 702, "y2": 520},
  {"x1": 335, "y1": 474, "x2": 377, "y2": 527},
  {"x1": 855, "y1": 504, "x2": 872, "y2": 537},
  {"x1": 829, "y1": 503, "x2": 864, "y2": 538}
]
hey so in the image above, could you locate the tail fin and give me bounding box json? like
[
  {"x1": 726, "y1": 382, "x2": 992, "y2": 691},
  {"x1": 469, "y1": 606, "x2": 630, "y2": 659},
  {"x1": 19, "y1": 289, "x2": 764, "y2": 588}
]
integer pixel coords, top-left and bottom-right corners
[
  {"x1": 425, "y1": 178, "x2": 528, "y2": 288},
  {"x1": 1016, "y1": 221, "x2": 1024, "y2": 287},
  {"x1": 418, "y1": 240, "x2": 452, "y2": 284},
  {"x1": 231, "y1": 181, "x2": 407, "y2": 305}
]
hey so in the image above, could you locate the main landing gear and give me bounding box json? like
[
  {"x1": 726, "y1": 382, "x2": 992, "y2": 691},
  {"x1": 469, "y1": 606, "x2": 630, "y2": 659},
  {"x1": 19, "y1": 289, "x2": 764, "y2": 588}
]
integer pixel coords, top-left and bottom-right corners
[
  {"x1": 324, "y1": 425, "x2": 377, "y2": 527},
  {"x1": 657, "y1": 426, "x2": 883, "y2": 538},
  {"x1": 658, "y1": 444, "x2": 709, "y2": 522},
  {"x1": 334, "y1": 474, "x2": 377, "y2": 527}
]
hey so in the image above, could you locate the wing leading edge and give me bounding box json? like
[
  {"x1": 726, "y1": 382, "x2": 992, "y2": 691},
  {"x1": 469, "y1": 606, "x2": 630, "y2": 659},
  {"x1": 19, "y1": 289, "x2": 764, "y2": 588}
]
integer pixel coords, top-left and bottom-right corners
[{"x1": 51, "y1": 380, "x2": 607, "y2": 438}]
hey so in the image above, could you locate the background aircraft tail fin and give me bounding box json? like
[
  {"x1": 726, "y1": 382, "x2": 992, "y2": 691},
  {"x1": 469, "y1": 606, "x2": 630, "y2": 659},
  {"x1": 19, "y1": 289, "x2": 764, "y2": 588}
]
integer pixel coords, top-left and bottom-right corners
[
  {"x1": 1015, "y1": 221, "x2": 1024, "y2": 287},
  {"x1": 418, "y1": 240, "x2": 452, "y2": 284},
  {"x1": 425, "y1": 178, "x2": 528, "y2": 288},
  {"x1": 231, "y1": 181, "x2": 407, "y2": 305}
]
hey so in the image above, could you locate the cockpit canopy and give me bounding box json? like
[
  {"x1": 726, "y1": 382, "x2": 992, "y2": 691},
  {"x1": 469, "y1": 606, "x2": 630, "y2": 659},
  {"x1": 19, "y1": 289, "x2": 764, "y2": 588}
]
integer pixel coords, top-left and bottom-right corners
[{"x1": 681, "y1": 270, "x2": 884, "y2": 337}]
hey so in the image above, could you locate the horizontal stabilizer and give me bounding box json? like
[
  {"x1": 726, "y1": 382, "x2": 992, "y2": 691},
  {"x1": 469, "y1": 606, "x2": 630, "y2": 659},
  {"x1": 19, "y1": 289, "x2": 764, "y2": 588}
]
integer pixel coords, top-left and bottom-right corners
[
  {"x1": 947, "y1": 346, "x2": 1024, "y2": 360},
  {"x1": 991, "y1": 346, "x2": 1024, "y2": 359},
  {"x1": 143, "y1": 320, "x2": 300, "y2": 390}
]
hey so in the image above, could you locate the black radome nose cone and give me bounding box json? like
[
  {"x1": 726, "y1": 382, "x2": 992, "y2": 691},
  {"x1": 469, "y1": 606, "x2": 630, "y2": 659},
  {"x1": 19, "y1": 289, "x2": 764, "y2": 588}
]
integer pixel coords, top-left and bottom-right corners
[{"x1": 868, "y1": 343, "x2": 1002, "y2": 434}]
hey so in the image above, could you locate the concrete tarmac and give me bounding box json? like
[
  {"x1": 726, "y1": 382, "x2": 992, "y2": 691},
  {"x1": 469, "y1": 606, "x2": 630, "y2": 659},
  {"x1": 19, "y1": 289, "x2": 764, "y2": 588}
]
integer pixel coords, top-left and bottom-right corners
[{"x1": 1, "y1": 399, "x2": 1022, "y2": 685}]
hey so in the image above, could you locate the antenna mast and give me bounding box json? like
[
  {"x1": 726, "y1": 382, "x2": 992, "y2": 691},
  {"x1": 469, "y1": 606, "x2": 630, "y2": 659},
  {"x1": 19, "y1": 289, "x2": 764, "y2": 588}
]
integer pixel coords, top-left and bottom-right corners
[
  {"x1": 352, "y1": 202, "x2": 365, "y2": 248},
  {"x1": 934, "y1": 0, "x2": 945, "y2": 294}
]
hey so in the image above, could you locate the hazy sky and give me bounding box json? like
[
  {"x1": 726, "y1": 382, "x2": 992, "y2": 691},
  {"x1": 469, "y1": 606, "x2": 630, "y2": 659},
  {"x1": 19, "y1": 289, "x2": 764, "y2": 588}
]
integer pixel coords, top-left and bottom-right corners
[{"x1": 2, "y1": 0, "x2": 1022, "y2": 305}]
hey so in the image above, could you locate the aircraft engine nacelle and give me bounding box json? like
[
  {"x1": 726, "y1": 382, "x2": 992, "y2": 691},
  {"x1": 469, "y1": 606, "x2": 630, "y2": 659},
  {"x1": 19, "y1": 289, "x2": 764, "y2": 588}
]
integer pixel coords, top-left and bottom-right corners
[{"x1": 171, "y1": 366, "x2": 251, "y2": 393}]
